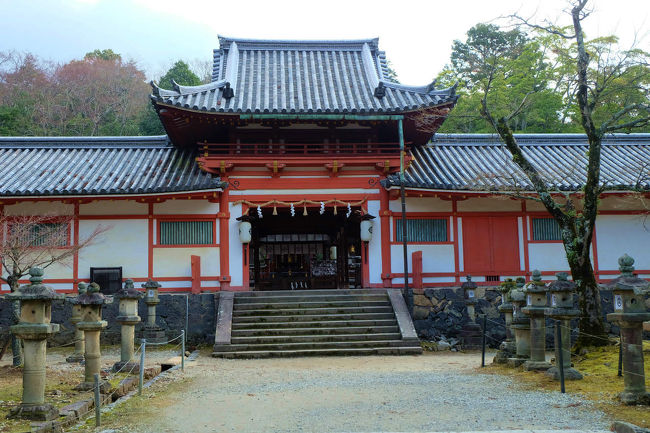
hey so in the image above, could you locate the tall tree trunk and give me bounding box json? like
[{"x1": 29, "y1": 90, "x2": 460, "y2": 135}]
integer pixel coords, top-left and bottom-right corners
[
  {"x1": 565, "y1": 243, "x2": 607, "y2": 348},
  {"x1": 8, "y1": 275, "x2": 23, "y2": 366}
]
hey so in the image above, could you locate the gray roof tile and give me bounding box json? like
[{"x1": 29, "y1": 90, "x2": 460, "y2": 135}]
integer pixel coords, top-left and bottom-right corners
[
  {"x1": 383, "y1": 133, "x2": 650, "y2": 191},
  {"x1": 0, "y1": 136, "x2": 225, "y2": 196},
  {"x1": 153, "y1": 37, "x2": 457, "y2": 114}
]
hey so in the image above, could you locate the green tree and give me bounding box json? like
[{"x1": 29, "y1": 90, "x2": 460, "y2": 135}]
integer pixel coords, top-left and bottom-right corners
[
  {"x1": 84, "y1": 49, "x2": 121, "y2": 62},
  {"x1": 467, "y1": 0, "x2": 650, "y2": 347},
  {"x1": 158, "y1": 60, "x2": 201, "y2": 90}
]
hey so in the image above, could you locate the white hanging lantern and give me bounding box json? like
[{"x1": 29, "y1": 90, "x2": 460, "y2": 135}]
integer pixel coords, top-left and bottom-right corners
[
  {"x1": 329, "y1": 246, "x2": 337, "y2": 260},
  {"x1": 238, "y1": 221, "x2": 252, "y2": 243},
  {"x1": 360, "y1": 220, "x2": 373, "y2": 242}
]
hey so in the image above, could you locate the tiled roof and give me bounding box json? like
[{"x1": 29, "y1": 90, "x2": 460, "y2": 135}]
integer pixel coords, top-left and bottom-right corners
[
  {"x1": 0, "y1": 136, "x2": 225, "y2": 196},
  {"x1": 383, "y1": 134, "x2": 650, "y2": 191},
  {"x1": 152, "y1": 36, "x2": 457, "y2": 114}
]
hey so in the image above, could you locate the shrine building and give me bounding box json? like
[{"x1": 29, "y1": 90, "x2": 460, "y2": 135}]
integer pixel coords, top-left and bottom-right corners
[{"x1": 1, "y1": 37, "x2": 649, "y2": 295}]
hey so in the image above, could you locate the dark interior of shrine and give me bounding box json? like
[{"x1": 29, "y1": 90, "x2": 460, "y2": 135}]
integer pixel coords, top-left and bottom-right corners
[{"x1": 248, "y1": 207, "x2": 362, "y2": 290}]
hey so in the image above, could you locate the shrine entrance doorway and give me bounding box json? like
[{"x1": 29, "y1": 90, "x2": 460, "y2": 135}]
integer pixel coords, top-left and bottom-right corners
[{"x1": 248, "y1": 207, "x2": 362, "y2": 291}]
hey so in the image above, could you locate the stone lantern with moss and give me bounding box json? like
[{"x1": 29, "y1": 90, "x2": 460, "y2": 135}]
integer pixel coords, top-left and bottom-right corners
[
  {"x1": 545, "y1": 272, "x2": 582, "y2": 380},
  {"x1": 75, "y1": 282, "x2": 112, "y2": 391},
  {"x1": 113, "y1": 279, "x2": 143, "y2": 372},
  {"x1": 141, "y1": 279, "x2": 166, "y2": 343},
  {"x1": 508, "y1": 281, "x2": 531, "y2": 367},
  {"x1": 494, "y1": 278, "x2": 516, "y2": 363},
  {"x1": 65, "y1": 283, "x2": 87, "y2": 363},
  {"x1": 522, "y1": 270, "x2": 552, "y2": 371},
  {"x1": 460, "y1": 275, "x2": 482, "y2": 350},
  {"x1": 6, "y1": 267, "x2": 64, "y2": 421},
  {"x1": 606, "y1": 254, "x2": 650, "y2": 405}
]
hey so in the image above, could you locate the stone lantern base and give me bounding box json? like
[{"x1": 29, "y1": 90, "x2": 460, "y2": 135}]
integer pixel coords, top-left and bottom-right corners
[
  {"x1": 460, "y1": 322, "x2": 482, "y2": 350},
  {"x1": 140, "y1": 326, "x2": 166, "y2": 344},
  {"x1": 523, "y1": 359, "x2": 553, "y2": 371},
  {"x1": 545, "y1": 366, "x2": 583, "y2": 380},
  {"x1": 112, "y1": 361, "x2": 141, "y2": 373},
  {"x1": 9, "y1": 403, "x2": 59, "y2": 421},
  {"x1": 74, "y1": 379, "x2": 112, "y2": 393},
  {"x1": 620, "y1": 391, "x2": 650, "y2": 406}
]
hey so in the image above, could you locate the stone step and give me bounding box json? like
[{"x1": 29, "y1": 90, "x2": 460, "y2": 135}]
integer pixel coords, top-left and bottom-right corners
[
  {"x1": 212, "y1": 346, "x2": 423, "y2": 358},
  {"x1": 234, "y1": 300, "x2": 391, "y2": 310},
  {"x1": 234, "y1": 294, "x2": 389, "y2": 304},
  {"x1": 213, "y1": 339, "x2": 416, "y2": 353},
  {"x1": 232, "y1": 312, "x2": 396, "y2": 324},
  {"x1": 231, "y1": 325, "x2": 401, "y2": 336},
  {"x1": 231, "y1": 318, "x2": 398, "y2": 329},
  {"x1": 233, "y1": 306, "x2": 394, "y2": 317},
  {"x1": 230, "y1": 332, "x2": 403, "y2": 344},
  {"x1": 235, "y1": 289, "x2": 386, "y2": 297}
]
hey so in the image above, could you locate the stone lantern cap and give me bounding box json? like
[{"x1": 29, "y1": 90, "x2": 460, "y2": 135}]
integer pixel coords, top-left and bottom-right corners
[
  {"x1": 605, "y1": 254, "x2": 650, "y2": 295},
  {"x1": 115, "y1": 279, "x2": 144, "y2": 300},
  {"x1": 76, "y1": 282, "x2": 113, "y2": 305},
  {"x1": 4, "y1": 267, "x2": 64, "y2": 302},
  {"x1": 461, "y1": 275, "x2": 478, "y2": 303},
  {"x1": 510, "y1": 288, "x2": 530, "y2": 324},
  {"x1": 142, "y1": 279, "x2": 161, "y2": 305},
  {"x1": 65, "y1": 282, "x2": 88, "y2": 305},
  {"x1": 524, "y1": 270, "x2": 547, "y2": 294},
  {"x1": 497, "y1": 278, "x2": 515, "y2": 313},
  {"x1": 547, "y1": 272, "x2": 575, "y2": 292}
]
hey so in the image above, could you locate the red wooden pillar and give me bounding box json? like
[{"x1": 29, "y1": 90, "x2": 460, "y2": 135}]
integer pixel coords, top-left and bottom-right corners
[
  {"x1": 412, "y1": 250, "x2": 423, "y2": 293},
  {"x1": 379, "y1": 187, "x2": 392, "y2": 287},
  {"x1": 218, "y1": 188, "x2": 231, "y2": 290},
  {"x1": 190, "y1": 255, "x2": 201, "y2": 294}
]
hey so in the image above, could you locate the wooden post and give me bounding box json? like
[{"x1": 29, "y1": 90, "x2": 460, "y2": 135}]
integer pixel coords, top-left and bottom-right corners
[
  {"x1": 190, "y1": 255, "x2": 201, "y2": 294},
  {"x1": 412, "y1": 251, "x2": 423, "y2": 293}
]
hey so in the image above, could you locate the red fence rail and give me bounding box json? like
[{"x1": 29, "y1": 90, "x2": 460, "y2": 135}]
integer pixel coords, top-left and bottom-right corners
[{"x1": 201, "y1": 142, "x2": 406, "y2": 156}]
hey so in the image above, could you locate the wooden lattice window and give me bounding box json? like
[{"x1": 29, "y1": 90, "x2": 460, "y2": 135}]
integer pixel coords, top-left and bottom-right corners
[
  {"x1": 159, "y1": 221, "x2": 214, "y2": 245},
  {"x1": 11, "y1": 222, "x2": 69, "y2": 247},
  {"x1": 532, "y1": 218, "x2": 562, "y2": 241},
  {"x1": 395, "y1": 218, "x2": 448, "y2": 243}
]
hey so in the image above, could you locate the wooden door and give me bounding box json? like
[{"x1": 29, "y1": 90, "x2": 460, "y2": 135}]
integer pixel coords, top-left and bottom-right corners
[{"x1": 463, "y1": 216, "x2": 520, "y2": 275}]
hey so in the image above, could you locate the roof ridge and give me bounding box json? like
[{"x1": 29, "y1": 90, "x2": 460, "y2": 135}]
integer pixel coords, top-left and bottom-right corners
[
  {"x1": 217, "y1": 35, "x2": 380, "y2": 49},
  {"x1": 0, "y1": 136, "x2": 172, "y2": 148}
]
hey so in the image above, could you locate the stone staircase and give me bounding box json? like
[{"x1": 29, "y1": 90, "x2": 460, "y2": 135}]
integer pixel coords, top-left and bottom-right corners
[{"x1": 212, "y1": 289, "x2": 422, "y2": 358}]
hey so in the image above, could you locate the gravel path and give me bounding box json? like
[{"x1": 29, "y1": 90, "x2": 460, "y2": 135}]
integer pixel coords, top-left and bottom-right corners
[{"x1": 106, "y1": 351, "x2": 611, "y2": 433}]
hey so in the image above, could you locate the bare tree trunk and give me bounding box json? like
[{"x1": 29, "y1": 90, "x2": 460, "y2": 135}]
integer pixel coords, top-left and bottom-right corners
[
  {"x1": 565, "y1": 249, "x2": 607, "y2": 348},
  {"x1": 8, "y1": 275, "x2": 23, "y2": 366}
]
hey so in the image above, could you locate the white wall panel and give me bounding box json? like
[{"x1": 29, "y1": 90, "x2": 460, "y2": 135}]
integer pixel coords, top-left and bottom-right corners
[
  {"x1": 367, "y1": 200, "x2": 382, "y2": 284},
  {"x1": 389, "y1": 197, "x2": 452, "y2": 212},
  {"x1": 80, "y1": 200, "x2": 147, "y2": 215},
  {"x1": 390, "y1": 244, "x2": 455, "y2": 273},
  {"x1": 154, "y1": 200, "x2": 219, "y2": 215},
  {"x1": 153, "y1": 247, "x2": 220, "y2": 278},
  {"x1": 229, "y1": 203, "x2": 243, "y2": 286},
  {"x1": 5, "y1": 201, "x2": 74, "y2": 216},
  {"x1": 78, "y1": 220, "x2": 148, "y2": 279},
  {"x1": 596, "y1": 215, "x2": 650, "y2": 270},
  {"x1": 528, "y1": 243, "x2": 569, "y2": 271}
]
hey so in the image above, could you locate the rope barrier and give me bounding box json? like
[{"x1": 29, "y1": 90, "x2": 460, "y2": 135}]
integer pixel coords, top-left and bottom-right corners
[{"x1": 144, "y1": 332, "x2": 184, "y2": 346}]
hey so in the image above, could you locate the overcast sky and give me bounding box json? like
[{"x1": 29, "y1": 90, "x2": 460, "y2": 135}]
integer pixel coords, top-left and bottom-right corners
[{"x1": 1, "y1": 0, "x2": 648, "y2": 85}]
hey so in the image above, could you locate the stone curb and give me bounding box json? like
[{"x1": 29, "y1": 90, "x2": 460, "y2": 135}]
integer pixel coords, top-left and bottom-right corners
[
  {"x1": 612, "y1": 421, "x2": 650, "y2": 433},
  {"x1": 26, "y1": 366, "x2": 162, "y2": 433}
]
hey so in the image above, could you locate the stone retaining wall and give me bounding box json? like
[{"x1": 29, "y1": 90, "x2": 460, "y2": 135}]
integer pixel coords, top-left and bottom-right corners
[{"x1": 0, "y1": 293, "x2": 217, "y2": 346}]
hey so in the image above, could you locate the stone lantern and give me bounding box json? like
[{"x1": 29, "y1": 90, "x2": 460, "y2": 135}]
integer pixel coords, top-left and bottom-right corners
[
  {"x1": 508, "y1": 284, "x2": 531, "y2": 367},
  {"x1": 522, "y1": 270, "x2": 552, "y2": 371},
  {"x1": 5, "y1": 267, "x2": 64, "y2": 420},
  {"x1": 460, "y1": 275, "x2": 482, "y2": 350},
  {"x1": 65, "y1": 283, "x2": 87, "y2": 363},
  {"x1": 141, "y1": 279, "x2": 166, "y2": 344},
  {"x1": 113, "y1": 279, "x2": 143, "y2": 372},
  {"x1": 75, "y1": 282, "x2": 112, "y2": 391},
  {"x1": 494, "y1": 278, "x2": 516, "y2": 364},
  {"x1": 545, "y1": 272, "x2": 582, "y2": 380},
  {"x1": 606, "y1": 254, "x2": 650, "y2": 405}
]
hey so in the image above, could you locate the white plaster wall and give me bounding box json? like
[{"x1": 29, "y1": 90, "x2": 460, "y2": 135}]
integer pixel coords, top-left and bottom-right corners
[
  {"x1": 1, "y1": 255, "x2": 72, "y2": 281},
  {"x1": 229, "y1": 203, "x2": 243, "y2": 286},
  {"x1": 423, "y1": 277, "x2": 456, "y2": 283},
  {"x1": 596, "y1": 215, "x2": 650, "y2": 270},
  {"x1": 457, "y1": 197, "x2": 521, "y2": 212},
  {"x1": 80, "y1": 200, "x2": 147, "y2": 215},
  {"x1": 367, "y1": 200, "x2": 382, "y2": 285},
  {"x1": 389, "y1": 197, "x2": 452, "y2": 212},
  {"x1": 154, "y1": 200, "x2": 219, "y2": 215},
  {"x1": 528, "y1": 243, "x2": 569, "y2": 271},
  {"x1": 5, "y1": 201, "x2": 74, "y2": 216},
  {"x1": 390, "y1": 244, "x2": 455, "y2": 273},
  {"x1": 457, "y1": 217, "x2": 464, "y2": 272},
  {"x1": 153, "y1": 247, "x2": 220, "y2": 278},
  {"x1": 78, "y1": 220, "x2": 148, "y2": 279}
]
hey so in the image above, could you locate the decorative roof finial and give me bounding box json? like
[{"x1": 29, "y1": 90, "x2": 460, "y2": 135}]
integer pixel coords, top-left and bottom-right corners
[
  {"x1": 532, "y1": 269, "x2": 542, "y2": 282},
  {"x1": 88, "y1": 282, "x2": 100, "y2": 293},
  {"x1": 28, "y1": 267, "x2": 44, "y2": 285},
  {"x1": 374, "y1": 82, "x2": 385, "y2": 99},
  {"x1": 618, "y1": 254, "x2": 635, "y2": 277},
  {"x1": 556, "y1": 272, "x2": 569, "y2": 281},
  {"x1": 222, "y1": 82, "x2": 234, "y2": 99},
  {"x1": 78, "y1": 282, "x2": 87, "y2": 294}
]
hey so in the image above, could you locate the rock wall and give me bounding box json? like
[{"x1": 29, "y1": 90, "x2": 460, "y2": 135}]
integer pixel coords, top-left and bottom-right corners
[{"x1": 0, "y1": 293, "x2": 218, "y2": 347}]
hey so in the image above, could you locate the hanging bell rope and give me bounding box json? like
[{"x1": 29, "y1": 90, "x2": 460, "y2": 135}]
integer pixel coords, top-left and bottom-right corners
[{"x1": 233, "y1": 197, "x2": 367, "y2": 210}]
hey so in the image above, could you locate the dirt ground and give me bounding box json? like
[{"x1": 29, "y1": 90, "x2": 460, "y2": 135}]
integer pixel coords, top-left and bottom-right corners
[
  {"x1": 83, "y1": 350, "x2": 612, "y2": 433},
  {"x1": 0, "y1": 345, "x2": 181, "y2": 433}
]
